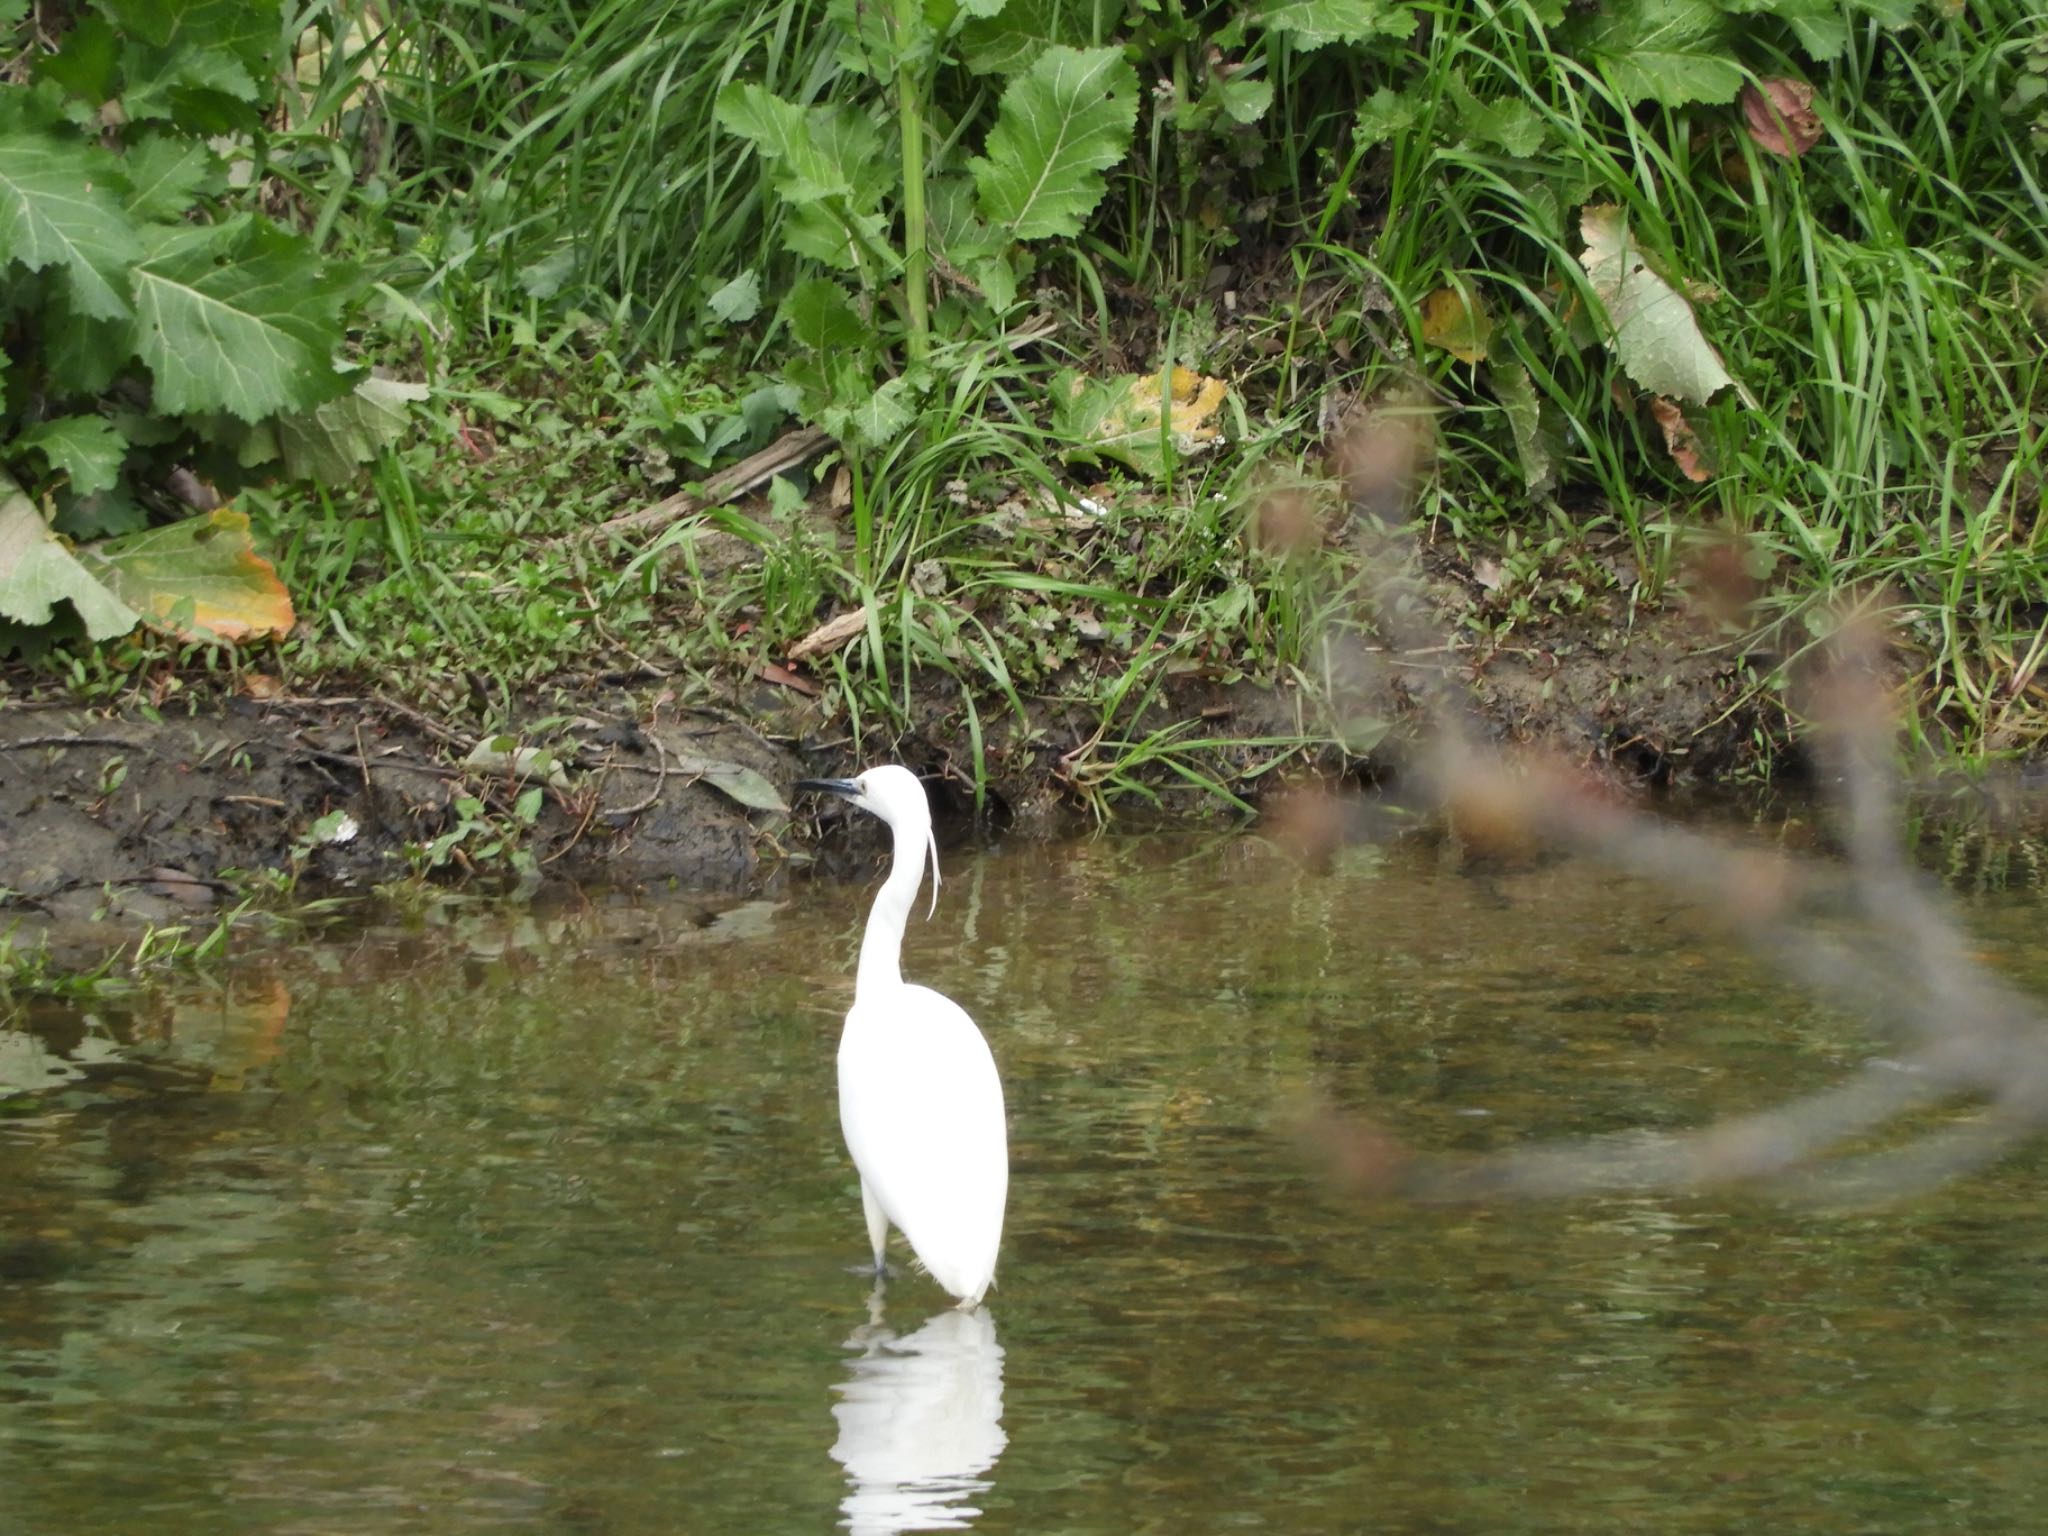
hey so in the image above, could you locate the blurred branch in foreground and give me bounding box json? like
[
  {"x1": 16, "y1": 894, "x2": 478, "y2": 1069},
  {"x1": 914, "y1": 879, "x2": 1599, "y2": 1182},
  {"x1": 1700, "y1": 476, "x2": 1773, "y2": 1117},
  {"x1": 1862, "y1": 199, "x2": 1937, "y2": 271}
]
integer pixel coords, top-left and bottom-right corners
[{"x1": 1280, "y1": 397, "x2": 2048, "y2": 1208}]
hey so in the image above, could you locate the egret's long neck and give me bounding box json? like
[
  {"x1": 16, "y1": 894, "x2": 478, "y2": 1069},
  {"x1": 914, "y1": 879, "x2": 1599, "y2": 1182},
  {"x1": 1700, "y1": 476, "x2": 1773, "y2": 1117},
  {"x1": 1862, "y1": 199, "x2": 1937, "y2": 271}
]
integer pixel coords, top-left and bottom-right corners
[{"x1": 855, "y1": 817, "x2": 924, "y2": 999}]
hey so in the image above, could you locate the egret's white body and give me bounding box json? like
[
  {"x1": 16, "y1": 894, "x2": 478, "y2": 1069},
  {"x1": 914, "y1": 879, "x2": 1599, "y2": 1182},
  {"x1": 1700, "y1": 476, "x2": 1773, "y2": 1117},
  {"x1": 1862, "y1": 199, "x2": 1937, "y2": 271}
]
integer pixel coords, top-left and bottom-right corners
[{"x1": 799, "y1": 766, "x2": 1008, "y2": 1307}]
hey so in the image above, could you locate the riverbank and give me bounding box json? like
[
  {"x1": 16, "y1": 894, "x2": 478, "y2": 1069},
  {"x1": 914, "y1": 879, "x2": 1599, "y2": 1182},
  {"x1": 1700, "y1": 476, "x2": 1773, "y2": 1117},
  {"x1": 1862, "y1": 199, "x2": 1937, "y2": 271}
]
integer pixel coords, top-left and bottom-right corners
[{"x1": 2, "y1": 550, "x2": 1778, "y2": 957}]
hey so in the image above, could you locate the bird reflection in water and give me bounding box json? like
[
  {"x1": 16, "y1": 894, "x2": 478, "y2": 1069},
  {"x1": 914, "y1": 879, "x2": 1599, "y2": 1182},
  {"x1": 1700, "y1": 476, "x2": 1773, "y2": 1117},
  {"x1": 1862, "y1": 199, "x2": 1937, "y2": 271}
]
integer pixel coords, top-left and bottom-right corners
[{"x1": 830, "y1": 1290, "x2": 1007, "y2": 1533}]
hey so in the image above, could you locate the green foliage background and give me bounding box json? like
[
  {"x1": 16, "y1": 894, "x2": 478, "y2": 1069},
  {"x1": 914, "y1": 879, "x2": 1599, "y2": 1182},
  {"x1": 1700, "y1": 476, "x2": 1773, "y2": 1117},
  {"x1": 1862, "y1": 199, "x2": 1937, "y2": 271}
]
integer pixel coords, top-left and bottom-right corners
[{"x1": 3, "y1": 0, "x2": 2043, "y2": 769}]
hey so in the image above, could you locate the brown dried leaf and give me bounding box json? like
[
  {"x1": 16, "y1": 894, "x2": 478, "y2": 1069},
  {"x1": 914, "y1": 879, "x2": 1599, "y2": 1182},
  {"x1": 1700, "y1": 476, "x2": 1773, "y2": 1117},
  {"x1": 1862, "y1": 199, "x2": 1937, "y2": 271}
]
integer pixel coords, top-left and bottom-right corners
[
  {"x1": 758, "y1": 662, "x2": 820, "y2": 696},
  {"x1": 786, "y1": 606, "x2": 869, "y2": 663},
  {"x1": 1649, "y1": 396, "x2": 1714, "y2": 482},
  {"x1": 1741, "y1": 78, "x2": 1822, "y2": 159}
]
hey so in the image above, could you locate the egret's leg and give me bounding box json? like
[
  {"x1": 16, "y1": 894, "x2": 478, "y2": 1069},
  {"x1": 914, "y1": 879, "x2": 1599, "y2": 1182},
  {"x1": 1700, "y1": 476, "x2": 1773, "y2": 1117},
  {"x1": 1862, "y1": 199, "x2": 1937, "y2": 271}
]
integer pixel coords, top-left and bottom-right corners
[{"x1": 859, "y1": 1179, "x2": 889, "y2": 1277}]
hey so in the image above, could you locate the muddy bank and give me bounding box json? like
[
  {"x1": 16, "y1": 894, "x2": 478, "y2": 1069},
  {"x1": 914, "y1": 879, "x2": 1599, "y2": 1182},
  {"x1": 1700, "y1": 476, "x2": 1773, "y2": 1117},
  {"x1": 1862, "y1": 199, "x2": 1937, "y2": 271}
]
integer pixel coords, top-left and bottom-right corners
[
  {"x1": 0, "y1": 574, "x2": 1773, "y2": 935},
  {"x1": 0, "y1": 698, "x2": 801, "y2": 925}
]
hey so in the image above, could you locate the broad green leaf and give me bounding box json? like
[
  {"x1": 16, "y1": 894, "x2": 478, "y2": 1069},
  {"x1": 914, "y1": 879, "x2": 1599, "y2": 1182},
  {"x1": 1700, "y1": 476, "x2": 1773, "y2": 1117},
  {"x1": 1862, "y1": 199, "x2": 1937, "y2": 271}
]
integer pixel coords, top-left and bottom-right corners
[
  {"x1": 1491, "y1": 360, "x2": 1554, "y2": 496},
  {"x1": 715, "y1": 84, "x2": 853, "y2": 203},
  {"x1": 1723, "y1": 0, "x2": 1848, "y2": 58},
  {"x1": 0, "y1": 132, "x2": 139, "y2": 320},
  {"x1": 1253, "y1": 0, "x2": 1419, "y2": 50},
  {"x1": 925, "y1": 173, "x2": 1011, "y2": 305},
  {"x1": 785, "y1": 203, "x2": 894, "y2": 272},
  {"x1": 36, "y1": 15, "x2": 120, "y2": 102},
  {"x1": 117, "y1": 135, "x2": 212, "y2": 220},
  {"x1": 826, "y1": 0, "x2": 941, "y2": 76},
  {"x1": 516, "y1": 246, "x2": 575, "y2": 300},
  {"x1": 831, "y1": 372, "x2": 922, "y2": 445},
  {"x1": 927, "y1": 174, "x2": 994, "y2": 256},
  {"x1": 0, "y1": 472, "x2": 139, "y2": 638},
  {"x1": 102, "y1": 0, "x2": 277, "y2": 107},
  {"x1": 268, "y1": 375, "x2": 428, "y2": 482},
  {"x1": 103, "y1": 0, "x2": 276, "y2": 62},
  {"x1": 1577, "y1": 0, "x2": 1743, "y2": 107},
  {"x1": 1448, "y1": 72, "x2": 1547, "y2": 155},
  {"x1": 17, "y1": 414, "x2": 127, "y2": 495},
  {"x1": 672, "y1": 752, "x2": 790, "y2": 814},
  {"x1": 707, "y1": 270, "x2": 762, "y2": 323},
  {"x1": 74, "y1": 505, "x2": 296, "y2": 642},
  {"x1": 53, "y1": 484, "x2": 148, "y2": 539},
  {"x1": 959, "y1": 0, "x2": 1067, "y2": 75},
  {"x1": 45, "y1": 297, "x2": 126, "y2": 395},
  {"x1": 1576, "y1": 204, "x2": 1733, "y2": 404},
  {"x1": 971, "y1": 45, "x2": 1138, "y2": 242},
  {"x1": 122, "y1": 39, "x2": 264, "y2": 122},
  {"x1": 1723, "y1": 0, "x2": 1908, "y2": 58},
  {"x1": 782, "y1": 279, "x2": 866, "y2": 354},
  {"x1": 1214, "y1": 74, "x2": 1274, "y2": 125},
  {"x1": 1466, "y1": 95, "x2": 1546, "y2": 155},
  {"x1": 126, "y1": 220, "x2": 354, "y2": 422},
  {"x1": 1354, "y1": 87, "x2": 1422, "y2": 149},
  {"x1": 717, "y1": 90, "x2": 890, "y2": 270},
  {"x1": 806, "y1": 101, "x2": 891, "y2": 208},
  {"x1": 971, "y1": 255, "x2": 1019, "y2": 312}
]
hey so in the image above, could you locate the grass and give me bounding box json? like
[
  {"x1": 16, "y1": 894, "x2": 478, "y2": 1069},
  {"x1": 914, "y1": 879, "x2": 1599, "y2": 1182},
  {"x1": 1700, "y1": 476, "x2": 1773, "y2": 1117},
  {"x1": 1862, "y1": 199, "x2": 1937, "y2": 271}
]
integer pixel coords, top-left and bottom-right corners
[
  {"x1": 7, "y1": 0, "x2": 2045, "y2": 812},
  {"x1": 370, "y1": 0, "x2": 849, "y2": 358},
  {"x1": 212, "y1": 314, "x2": 1366, "y2": 813}
]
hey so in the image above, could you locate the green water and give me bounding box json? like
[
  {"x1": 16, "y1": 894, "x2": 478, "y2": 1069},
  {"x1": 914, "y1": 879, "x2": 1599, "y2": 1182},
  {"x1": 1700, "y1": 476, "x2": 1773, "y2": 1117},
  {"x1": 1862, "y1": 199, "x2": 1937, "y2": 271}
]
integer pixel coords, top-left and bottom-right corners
[{"x1": 6, "y1": 832, "x2": 2048, "y2": 1534}]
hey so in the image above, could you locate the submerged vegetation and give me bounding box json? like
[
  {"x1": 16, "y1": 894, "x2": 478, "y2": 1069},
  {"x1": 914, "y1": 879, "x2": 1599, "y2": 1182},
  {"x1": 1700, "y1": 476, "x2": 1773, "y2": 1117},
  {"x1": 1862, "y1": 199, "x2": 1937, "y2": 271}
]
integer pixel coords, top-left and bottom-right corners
[{"x1": 2, "y1": 0, "x2": 2044, "y2": 818}]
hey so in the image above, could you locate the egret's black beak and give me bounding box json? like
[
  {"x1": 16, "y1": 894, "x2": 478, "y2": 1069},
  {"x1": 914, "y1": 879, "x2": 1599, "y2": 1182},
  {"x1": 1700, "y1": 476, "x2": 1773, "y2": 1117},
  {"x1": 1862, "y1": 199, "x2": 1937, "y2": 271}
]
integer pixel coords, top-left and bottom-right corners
[{"x1": 795, "y1": 777, "x2": 860, "y2": 801}]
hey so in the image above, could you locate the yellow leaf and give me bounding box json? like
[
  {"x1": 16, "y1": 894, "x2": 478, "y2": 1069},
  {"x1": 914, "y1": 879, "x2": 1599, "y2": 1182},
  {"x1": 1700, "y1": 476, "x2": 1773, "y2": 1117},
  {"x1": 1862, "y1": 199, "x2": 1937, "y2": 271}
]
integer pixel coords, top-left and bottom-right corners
[
  {"x1": 1055, "y1": 366, "x2": 1232, "y2": 479},
  {"x1": 1421, "y1": 286, "x2": 1492, "y2": 364},
  {"x1": 74, "y1": 508, "x2": 295, "y2": 643}
]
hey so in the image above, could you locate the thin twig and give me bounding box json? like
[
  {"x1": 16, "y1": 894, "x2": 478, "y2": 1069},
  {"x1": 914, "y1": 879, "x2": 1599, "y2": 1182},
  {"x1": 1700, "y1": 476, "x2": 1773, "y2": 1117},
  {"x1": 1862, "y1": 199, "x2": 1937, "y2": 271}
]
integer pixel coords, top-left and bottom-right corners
[
  {"x1": 589, "y1": 426, "x2": 832, "y2": 539},
  {"x1": 605, "y1": 736, "x2": 669, "y2": 820},
  {"x1": 0, "y1": 735, "x2": 161, "y2": 753},
  {"x1": 370, "y1": 690, "x2": 475, "y2": 751}
]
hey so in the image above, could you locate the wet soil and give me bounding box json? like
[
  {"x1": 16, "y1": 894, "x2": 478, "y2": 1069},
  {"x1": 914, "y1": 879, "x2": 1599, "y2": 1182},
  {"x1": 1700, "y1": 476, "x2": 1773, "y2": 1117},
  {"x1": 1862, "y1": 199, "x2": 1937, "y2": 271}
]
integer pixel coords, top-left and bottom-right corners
[{"x1": 0, "y1": 561, "x2": 1768, "y2": 941}]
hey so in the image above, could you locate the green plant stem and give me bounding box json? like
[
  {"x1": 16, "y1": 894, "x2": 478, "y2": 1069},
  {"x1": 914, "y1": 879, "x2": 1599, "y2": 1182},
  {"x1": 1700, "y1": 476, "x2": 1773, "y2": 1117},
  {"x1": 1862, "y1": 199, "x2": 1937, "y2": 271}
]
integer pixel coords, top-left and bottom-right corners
[{"x1": 895, "y1": 0, "x2": 931, "y2": 364}]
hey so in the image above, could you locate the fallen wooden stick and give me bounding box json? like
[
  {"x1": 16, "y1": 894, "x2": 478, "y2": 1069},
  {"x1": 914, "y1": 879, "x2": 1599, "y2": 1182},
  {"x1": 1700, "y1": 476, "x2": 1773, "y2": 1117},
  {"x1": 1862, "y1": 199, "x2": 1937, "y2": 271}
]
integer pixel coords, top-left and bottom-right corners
[{"x1": 593, "y1": 426, "x2": 832, "y2": 538}]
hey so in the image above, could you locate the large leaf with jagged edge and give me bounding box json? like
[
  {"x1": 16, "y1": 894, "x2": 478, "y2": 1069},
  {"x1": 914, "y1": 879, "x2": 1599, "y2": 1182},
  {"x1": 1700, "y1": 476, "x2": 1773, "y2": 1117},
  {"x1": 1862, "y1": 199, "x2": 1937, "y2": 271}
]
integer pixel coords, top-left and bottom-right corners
[
  {"x1": 0, "y1": 132, "x2": 139, "y2": 320},
  {"x1": 1253, "y1": 0, "x2": 1419, "y2": 49},
  {"x1": 970, "y1": 45, "x2": 1137, "y2": 242},
  {"x1": 115, "y1": 136, "x2": 212, "y2": 221},
  {"x1": 0, "y1": 473, "x2": 139, "y2": 638},
  {"x1": 101, "y1": 0, "x2": 279, "y2": 115},
  {"x1": 126, "y1": 219, "x2": 354, "y2": 422},
  {"x1": 236, "y1": 374, "x2": 429, "y2": 482},
  {"x1": 74, "y1": 506, "x2": 295, "y2": 641},
  {"x1": 715, "y1": 85, "x2": 856, "y2": 203},
  {"x1": 960, "y1": 0, "x2": 1068, "y2": 75},
  {"x1": 1574, "y1": 0, "x2": 1743, "y2": 106},
  {"x1": 16, "y1": 414, "x2": 128, "y2": 496},
  {"x1": 1577, "y1": 205, "x2": 1733, "y2": 403}
]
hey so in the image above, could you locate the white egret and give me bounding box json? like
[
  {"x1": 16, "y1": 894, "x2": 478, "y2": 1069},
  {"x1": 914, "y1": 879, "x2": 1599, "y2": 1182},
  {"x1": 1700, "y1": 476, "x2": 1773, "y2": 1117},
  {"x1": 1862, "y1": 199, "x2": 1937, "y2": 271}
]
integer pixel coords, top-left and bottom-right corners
[{"x1": 797, "y1": 767, "x2": 1008, "y2": 1307}]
